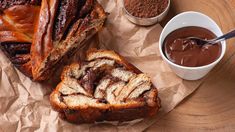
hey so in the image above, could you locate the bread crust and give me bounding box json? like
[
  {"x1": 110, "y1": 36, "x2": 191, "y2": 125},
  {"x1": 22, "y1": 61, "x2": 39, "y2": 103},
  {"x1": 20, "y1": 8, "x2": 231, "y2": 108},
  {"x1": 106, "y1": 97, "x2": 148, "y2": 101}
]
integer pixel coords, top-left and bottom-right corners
[
  {"x1": 50, "y1": 49, "x2": 161, "y2": 123},
  {"x1": 0, "y1": 3, "x2": 41, "y2": 78}
]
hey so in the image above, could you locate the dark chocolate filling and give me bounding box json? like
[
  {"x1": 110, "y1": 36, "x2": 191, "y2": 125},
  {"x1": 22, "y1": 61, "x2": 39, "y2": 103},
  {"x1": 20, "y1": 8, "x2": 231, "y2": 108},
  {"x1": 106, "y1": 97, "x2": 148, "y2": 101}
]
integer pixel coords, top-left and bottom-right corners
[
  {"x1": 52, "y1": 0, "x2": 94, "y2": 42},
  {"x1": 1, "y1": 42, "x2": 31, "y2": 56},
  {"x1": 53, "y1": 0, "x2": 79, "y2": 41},
  {"x1": 61, "y1": 58, "x2": 149, "y2": 103},
  {"x1": 0, "y1": 42, "x2": 31, "y2": 64},
  {"x1": 11, "y1": 54, "x2": 30, "y2": 64}
]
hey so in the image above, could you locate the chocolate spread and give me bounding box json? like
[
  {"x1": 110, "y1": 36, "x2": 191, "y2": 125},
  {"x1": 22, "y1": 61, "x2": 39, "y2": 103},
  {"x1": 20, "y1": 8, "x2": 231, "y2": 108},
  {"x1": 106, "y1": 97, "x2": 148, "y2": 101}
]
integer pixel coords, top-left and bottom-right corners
[{"x1": 163, "y1": 26, "x2": 222, "y2": 67}]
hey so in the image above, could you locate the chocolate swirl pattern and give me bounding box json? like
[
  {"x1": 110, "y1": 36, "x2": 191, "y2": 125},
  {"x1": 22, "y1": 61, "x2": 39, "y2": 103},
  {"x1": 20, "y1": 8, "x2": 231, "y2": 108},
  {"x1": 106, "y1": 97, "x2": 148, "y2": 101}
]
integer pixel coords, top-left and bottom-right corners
[{"x1": 50, "y1": 49, "x2": 161, "y2": 123}]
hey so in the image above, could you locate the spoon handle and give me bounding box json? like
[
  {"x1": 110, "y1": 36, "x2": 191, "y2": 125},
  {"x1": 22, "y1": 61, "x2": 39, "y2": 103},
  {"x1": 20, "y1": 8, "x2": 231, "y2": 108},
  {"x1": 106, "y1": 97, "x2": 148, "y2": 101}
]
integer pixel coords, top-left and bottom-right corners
[{"x1": 213, "y1": 29, "x2": 235, "y2": 43}]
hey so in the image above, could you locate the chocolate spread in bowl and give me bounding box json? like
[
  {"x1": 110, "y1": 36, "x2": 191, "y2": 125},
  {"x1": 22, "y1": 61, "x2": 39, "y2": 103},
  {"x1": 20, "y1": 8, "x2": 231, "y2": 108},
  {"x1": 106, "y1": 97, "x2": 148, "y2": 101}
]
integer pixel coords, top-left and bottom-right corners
[{"x1": 163, "y1": 26, "x2": 222, "y2": 67}]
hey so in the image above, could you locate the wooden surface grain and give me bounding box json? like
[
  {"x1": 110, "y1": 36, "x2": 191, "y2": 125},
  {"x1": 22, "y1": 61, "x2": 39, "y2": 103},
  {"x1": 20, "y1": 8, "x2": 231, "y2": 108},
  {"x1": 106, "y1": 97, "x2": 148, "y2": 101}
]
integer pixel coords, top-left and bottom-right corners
[{"x1": 148, "y1": 0, "x2": 235, "y2": 131}]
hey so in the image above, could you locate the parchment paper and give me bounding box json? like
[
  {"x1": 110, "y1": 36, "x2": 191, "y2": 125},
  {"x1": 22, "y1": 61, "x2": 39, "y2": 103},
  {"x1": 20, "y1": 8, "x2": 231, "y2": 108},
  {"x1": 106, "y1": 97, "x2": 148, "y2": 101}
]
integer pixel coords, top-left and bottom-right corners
[{"x1": 0, "y1": 0, "x2": 203, "y2": 132}]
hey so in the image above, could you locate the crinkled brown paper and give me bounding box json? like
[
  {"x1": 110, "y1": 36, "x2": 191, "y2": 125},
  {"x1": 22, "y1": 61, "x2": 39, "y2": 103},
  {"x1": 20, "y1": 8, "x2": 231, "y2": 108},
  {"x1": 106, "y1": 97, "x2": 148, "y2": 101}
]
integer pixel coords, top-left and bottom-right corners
[{"x1": 0, "y1": 0, "x2": 203, "y2": 132}]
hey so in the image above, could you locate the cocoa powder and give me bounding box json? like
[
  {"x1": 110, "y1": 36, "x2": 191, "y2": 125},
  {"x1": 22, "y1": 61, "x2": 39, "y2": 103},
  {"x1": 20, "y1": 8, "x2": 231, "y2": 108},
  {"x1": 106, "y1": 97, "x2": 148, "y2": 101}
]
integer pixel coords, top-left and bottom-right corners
[{"x1": 124, "y1": 0, "x2": 168, "y2": 18}]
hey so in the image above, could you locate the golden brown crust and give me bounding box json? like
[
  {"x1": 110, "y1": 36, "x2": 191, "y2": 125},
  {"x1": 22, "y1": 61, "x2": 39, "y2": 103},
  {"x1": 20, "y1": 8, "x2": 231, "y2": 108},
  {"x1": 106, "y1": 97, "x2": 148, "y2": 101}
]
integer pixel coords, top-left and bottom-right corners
[
  {"x1": 31, "y1": 0, "x2": 58, "y2": 80},
  {"x1": 0, "y1": 4, "x2": 40, "y2": 78},
  {"x1": 50, "y1": 83, "x2": 68, "y2": 111},
  {"x1": 50, "y1": 49, "x2": 161, "y2": 123},
  {"x1": 0, "y1": 5, "x2": 40, "y2": 42}
]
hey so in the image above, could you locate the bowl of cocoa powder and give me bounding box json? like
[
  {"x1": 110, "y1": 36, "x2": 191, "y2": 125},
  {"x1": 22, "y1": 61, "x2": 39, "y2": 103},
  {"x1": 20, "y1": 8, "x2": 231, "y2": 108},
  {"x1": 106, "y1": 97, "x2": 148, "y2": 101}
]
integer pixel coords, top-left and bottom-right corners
[{"x1": 122, "y1": 0, "x2": 170, "y2": 26}]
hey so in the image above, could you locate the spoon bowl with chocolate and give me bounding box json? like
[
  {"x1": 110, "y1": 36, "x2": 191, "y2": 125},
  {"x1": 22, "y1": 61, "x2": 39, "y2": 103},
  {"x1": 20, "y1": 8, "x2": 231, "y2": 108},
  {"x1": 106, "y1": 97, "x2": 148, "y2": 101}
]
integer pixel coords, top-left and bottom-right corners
[{"x1": 159, "y1": 11, "x2": 226, "y2": 80}]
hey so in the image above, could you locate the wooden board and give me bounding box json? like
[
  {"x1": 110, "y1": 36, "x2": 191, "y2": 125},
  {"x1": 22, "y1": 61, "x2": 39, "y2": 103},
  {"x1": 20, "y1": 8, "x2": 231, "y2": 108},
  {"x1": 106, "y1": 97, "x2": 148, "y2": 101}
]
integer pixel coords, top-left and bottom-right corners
[{"x1": 147, "y1": 0, "x2": 235, "y2": 131}]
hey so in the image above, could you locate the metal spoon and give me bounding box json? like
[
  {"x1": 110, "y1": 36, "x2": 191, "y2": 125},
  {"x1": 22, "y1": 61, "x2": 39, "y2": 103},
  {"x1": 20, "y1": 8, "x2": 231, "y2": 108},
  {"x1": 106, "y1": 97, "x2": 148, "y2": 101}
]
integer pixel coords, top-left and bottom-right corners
[{"x1": 187, "y1": 29, "x2": 235, "y2": 45}]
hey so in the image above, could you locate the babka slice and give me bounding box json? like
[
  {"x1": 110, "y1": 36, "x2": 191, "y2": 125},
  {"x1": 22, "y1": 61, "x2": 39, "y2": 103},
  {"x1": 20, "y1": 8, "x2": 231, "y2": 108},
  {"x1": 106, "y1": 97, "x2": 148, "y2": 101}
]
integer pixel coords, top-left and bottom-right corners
[{"x1": 50, "y1": 49, "x2": 161, "y2": 123}]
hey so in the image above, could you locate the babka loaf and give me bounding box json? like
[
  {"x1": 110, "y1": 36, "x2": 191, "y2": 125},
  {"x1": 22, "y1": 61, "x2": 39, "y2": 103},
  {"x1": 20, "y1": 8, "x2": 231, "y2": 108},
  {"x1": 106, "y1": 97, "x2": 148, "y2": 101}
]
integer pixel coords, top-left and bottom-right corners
[
  {"x1": 50, "y1": 49, "x2": 161, "y2": 123},
  {"x1": 0, "y1": 0, "x2": 106, "y2": 80}
]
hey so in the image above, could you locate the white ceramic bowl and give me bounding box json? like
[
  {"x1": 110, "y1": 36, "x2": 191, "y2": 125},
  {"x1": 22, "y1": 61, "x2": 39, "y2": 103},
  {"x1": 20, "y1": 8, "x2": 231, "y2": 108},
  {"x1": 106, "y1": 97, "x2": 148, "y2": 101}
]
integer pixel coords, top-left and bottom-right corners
[
  {"x1": 159, "y1": 11, "x2": 226, "y2": 80},
  {"x1": 122, "y1": 0, "x2": 170, "y2": 26}
]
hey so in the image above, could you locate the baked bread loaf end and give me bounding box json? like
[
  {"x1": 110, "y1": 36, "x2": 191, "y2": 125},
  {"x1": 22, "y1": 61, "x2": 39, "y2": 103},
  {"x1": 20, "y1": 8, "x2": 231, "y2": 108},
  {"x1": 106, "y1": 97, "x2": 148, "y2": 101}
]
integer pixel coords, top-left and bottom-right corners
[{"x1": 50, "y1": 49, "x2": 161, "y2": 123}]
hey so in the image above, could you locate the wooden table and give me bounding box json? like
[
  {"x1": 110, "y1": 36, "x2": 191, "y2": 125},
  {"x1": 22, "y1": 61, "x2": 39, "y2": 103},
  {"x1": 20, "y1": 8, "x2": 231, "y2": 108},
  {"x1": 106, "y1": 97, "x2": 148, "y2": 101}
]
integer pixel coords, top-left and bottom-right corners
[{"x1": 148, "y1": 0, "x2": 235, "y2": 131}]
